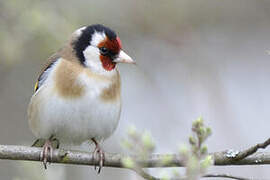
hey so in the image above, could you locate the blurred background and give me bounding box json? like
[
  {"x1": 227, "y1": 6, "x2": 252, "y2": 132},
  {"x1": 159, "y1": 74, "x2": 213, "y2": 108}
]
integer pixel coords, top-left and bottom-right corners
[{"x1": 0, "y1": 0, "x2": 270, "y2": 179}]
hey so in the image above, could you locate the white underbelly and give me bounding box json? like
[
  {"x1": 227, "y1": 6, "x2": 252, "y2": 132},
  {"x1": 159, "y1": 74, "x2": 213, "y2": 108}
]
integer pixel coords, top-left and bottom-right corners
[{"x1": 28, "y1": 84, "x2": 121, "y2": 144}]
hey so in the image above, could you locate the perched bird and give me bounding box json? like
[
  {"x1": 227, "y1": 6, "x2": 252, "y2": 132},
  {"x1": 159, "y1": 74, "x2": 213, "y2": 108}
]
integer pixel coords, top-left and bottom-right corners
[{"x1": 28, "y1": 24, "x2": 134, "y2": 172}]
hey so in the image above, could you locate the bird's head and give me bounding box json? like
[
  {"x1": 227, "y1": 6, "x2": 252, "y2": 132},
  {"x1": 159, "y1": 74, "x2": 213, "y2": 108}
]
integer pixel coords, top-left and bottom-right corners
[{"x1": 71, "y1": 24, "x2": 134, "y2": 73}]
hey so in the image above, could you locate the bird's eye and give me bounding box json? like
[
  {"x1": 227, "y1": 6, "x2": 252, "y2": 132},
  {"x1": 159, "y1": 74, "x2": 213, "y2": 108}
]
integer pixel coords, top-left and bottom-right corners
[{"x1": 99, "y1": 47, "x2": 108, "y2": 55}]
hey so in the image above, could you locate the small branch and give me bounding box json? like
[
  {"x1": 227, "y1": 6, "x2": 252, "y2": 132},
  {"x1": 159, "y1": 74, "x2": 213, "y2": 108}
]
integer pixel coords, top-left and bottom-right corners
[
  {"x1": 203, "y1": 174, "x2": 251, "y2": 180},
  {"x1": 233, "y1": 138, "x2": 270, "y2": 161}
]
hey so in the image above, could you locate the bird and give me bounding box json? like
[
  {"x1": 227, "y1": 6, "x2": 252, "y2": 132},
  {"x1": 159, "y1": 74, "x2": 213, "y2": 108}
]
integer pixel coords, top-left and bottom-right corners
[{"x1": 27, "y1": 24, "x2": 134, "y2": 173}]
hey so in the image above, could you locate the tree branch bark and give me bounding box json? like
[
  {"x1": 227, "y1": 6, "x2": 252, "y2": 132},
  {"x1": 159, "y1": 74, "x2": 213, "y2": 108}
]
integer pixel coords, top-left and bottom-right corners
[
  {"x1": 0, "y1": 145, "x2": 270, "y2": 168},
  {"x1": 233, "y1": 138, "x2": 270, "y2": 161}
]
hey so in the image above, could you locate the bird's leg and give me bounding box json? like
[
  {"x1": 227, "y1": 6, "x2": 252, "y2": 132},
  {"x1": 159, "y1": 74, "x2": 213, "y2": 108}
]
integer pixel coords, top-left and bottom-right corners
[
  {"x1": 50, "y1": 136, "x2": 60, "y2": 149},
  {"x1": 91, "y1": 138, "x2": 105, "y2": 174},
  {"x1": 32, "y1": 136, "x2": 59, "y2": 149},
  {"x1": 40, "y1": 137, "x2": 54, "y2": 169}
]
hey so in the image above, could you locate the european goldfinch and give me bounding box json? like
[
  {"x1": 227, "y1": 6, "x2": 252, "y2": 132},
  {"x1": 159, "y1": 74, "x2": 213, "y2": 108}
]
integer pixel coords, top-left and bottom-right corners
[{"x1": 27, "y1": 24, "x2": 134, "y2": 172}]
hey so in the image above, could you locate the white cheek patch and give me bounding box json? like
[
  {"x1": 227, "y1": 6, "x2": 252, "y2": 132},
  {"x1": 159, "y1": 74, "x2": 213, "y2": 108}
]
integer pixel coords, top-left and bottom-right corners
[
  {"x1": 91, "y1": 31, "x2": 106, "y2": 46},
  {"x1": 83, "y1": 46, "x2": 102, "y2": 70},
  {"x1": 83, "y1": 46, "x2": 99, "y2": 62}
]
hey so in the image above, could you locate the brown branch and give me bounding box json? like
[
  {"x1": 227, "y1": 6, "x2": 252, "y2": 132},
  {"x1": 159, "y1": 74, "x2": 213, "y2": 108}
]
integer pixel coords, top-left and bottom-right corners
[
  {"x1": 0, "y1": 145, "x2": 270, "y2": 168},
  {"x1": 0, "y1": 142, "x2": 270, "y2": 180},
  {"x1": 233, "y1": 138, "x2": 270, "y2": 161}
]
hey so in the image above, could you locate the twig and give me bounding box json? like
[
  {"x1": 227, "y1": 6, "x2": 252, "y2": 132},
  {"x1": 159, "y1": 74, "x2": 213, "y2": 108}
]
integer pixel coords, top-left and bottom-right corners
[
  {"x1": 203, "y1": 174, "x2": 251, "y2": 180},
  {"x1": 233, "y1": 138, "x2": 270, "y2": 161}
]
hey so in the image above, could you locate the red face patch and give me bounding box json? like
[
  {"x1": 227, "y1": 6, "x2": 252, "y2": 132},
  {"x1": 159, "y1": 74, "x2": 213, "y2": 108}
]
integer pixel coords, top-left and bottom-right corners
[
  {"x1": 98, "y1": 37, "x2": 122, "y2": 71},
  {"x1": 116, "y1": 37, "x2": 122, "y2": 49}
]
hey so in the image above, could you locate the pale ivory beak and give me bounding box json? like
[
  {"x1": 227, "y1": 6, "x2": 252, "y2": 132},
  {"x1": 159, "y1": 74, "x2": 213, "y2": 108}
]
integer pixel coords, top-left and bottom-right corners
[{"x1": 114, "y1": 50, "x2": 135, "y2": 64}]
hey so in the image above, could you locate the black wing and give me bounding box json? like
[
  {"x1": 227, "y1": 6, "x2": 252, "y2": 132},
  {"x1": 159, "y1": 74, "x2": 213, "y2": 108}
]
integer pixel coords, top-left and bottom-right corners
[{"x1": 34, "y1": 54, "x2": 60, "y2": 92}]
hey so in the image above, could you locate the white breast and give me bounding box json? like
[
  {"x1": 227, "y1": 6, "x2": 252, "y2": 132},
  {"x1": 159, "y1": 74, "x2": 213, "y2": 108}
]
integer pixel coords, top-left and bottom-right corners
[{"x1": 28, "y1": 62, "x2": 121, "y2": 145}]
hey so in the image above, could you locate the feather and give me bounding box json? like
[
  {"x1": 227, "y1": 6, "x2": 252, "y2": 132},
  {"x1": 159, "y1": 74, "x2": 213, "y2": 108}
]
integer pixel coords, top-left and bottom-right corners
[{"x1": 34, "y1": 53, "x2": 60, "y2": 92}]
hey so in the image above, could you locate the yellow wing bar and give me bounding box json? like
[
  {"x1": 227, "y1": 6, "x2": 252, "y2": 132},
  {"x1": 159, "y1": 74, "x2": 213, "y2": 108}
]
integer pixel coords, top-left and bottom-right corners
[{"x1": 34, "y1": 81, "x2": 39, "y2": 92}]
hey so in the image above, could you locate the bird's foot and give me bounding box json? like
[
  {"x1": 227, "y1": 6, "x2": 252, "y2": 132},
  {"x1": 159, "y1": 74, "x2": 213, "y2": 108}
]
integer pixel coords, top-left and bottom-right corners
[
  {"x1": 33, "y1": 136, "x2": 59, "y2": 149},
  {"x1": 40, "y1": 140, "x2": 53, "y2": 169},
  {"x1": 91, "y1": 138, "x2": 105, "y2": 174}
]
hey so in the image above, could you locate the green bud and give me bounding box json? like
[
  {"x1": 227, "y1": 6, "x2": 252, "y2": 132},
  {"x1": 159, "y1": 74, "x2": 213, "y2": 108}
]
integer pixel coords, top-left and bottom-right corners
[
  {"x1": 179, "y1": 144, "x2": 189, "y2": 156},
  {"x1": 121, "y1": 157, "x2": 135, "y2": 169},
  {"x1": 199, "y1": 127, "x2": 205, "y2": 136},
  {"x1": 194, "y1": 117, "x2": 203, "y2": 127},
  {"x1": 198, "y1": 136, "x2": 203, "y2": 147},
  {"x1": 189, "y1": 136, "x2": 196, "y2": 145},
  {"x1": 187, "y1": 155, "x2": 199, "y2": 172},
  {"x1": 206, "y1": 127, "x2": 212, "y2": 137},
  {"x1": 127, "y1": 125, "x2": 137, "y2": 137},
  {"x1": 198, "y1": 116, "x2": 203, "y2": 123},
  {"x1": 200, "y1": 155, "x2": 213, "y2": 170},
  {"x1": 200, "y1": 145, "x2": 208, "y2": 155},
  {"x1": 192, "y1": 117, "x2": 204, "y2": 135},
  {"x1": 142, "y1": 131, "x2": 155, "y2": 151},
  {"x1": 161, "y1": 155, "x2": 173, "y2": 165},
  {"x1": 121, "y1": 139, "x2": 133, "y2": 150}
]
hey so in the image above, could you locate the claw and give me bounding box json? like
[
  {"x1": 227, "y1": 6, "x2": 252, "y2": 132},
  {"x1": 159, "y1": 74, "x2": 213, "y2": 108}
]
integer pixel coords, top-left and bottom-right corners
[
  {"x1": 91, "y1": 138, "x2": 105, "y2": 174},
  {"x1": 40, "y1": 140, "x2": 53, "y2": 169}
]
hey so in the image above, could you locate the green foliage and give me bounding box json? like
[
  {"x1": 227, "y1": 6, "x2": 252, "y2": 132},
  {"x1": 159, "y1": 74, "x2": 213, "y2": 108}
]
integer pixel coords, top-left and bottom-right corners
[
  {"x1": 121, "y1": 117, "x2": 213, "y2": 179},
  {"x1": 121, "y1": 157, "x2": 135, "y2": 169},
  {"x1": 121, "y1": 126, "x2": 156, "y2": 168},
  {"x1": 180, "y1": 117, "x2": 213, "y2": 180}
]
